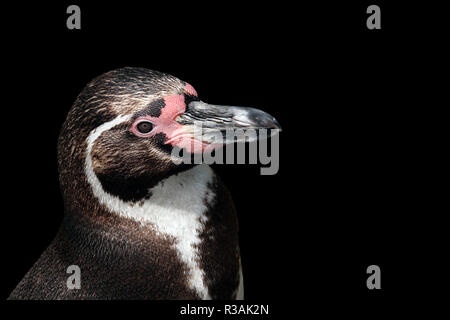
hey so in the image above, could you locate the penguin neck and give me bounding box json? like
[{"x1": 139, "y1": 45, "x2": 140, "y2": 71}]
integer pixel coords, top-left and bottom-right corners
[
  {"x1": 86, "y1": 163, "x2": 215, "y2": 221},
  {"x1": 61, "y1": 164, "x2": 217, "y2": 299}
]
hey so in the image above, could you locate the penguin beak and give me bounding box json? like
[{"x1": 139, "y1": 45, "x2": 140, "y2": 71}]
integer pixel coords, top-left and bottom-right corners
[{"x1": 174, "y1": 101, "x2": 281, "y2": 145}]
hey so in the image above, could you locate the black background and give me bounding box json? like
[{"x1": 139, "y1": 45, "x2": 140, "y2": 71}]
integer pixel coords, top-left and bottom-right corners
[{"x1": 1, "y1": 0, "x2": 444, "y2": 316}]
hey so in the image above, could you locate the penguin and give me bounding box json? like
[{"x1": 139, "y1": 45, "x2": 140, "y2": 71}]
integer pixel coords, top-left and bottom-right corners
[{"x1": 8, "y1": 67, "x2": 280, "y2": 300}]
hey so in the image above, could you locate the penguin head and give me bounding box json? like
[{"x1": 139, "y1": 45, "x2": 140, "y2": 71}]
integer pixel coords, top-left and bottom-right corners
[{"x1": 58, "y1": 67, "x2": 280, "y2": 205}]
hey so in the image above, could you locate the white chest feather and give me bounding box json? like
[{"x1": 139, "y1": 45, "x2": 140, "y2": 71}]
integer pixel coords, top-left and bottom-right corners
[{"x1": 84, "y1": 115, "x2": 215, "y2": 299}]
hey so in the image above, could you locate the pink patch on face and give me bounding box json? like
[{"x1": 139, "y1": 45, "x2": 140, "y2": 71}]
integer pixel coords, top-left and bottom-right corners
[
  {"x1": 130, "y1": 94, "x2": 210, "y2": 154},
  {"x1": 184, "y1": 82, "x2": 198, "y2": 96}
]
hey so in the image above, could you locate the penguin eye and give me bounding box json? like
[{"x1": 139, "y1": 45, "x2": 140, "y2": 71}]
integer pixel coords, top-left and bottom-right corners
[{"x1": 136, "y1": 121, "x2": 154, "y2": 134}]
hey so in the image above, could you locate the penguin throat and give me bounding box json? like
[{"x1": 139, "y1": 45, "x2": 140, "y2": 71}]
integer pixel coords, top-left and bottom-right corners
[{"x1": 95, "y1": 164, "x2": 194, "y2": 203}]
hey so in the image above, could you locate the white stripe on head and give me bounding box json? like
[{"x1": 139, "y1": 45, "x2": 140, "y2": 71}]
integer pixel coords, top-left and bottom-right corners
[{"x1": 84, "y1": 114, "x2": 214, "y2": 299}]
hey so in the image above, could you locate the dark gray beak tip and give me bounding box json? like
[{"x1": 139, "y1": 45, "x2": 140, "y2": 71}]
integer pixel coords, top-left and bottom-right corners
[
  {"x1": 252, "y1": 111, "x2": 282, "y2": 131},
  {"x1": 270, "y1": 117, "x2": 282, "y2": 131}
]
